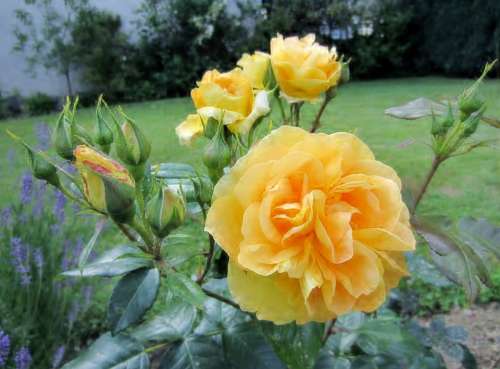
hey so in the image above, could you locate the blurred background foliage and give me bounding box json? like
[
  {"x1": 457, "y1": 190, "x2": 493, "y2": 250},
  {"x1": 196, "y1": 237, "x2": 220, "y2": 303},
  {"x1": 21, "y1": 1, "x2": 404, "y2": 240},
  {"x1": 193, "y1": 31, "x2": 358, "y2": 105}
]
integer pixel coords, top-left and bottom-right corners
[{"x1": 6, "y1": 0, "x2": 500, "y2": 116}]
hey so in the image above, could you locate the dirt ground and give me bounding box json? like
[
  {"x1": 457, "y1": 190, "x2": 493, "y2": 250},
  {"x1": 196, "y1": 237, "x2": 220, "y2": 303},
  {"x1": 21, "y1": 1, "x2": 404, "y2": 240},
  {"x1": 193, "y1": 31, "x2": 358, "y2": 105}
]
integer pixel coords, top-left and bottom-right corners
[{"x1": 444, "y1": 303, "x2": 500, "y2": 369}]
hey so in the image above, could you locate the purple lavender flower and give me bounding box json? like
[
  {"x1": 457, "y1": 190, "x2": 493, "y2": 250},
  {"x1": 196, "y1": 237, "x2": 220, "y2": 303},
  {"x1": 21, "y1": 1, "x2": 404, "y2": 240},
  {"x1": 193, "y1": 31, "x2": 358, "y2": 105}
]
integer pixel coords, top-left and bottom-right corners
[
  {"x1": 0, "y1": 207, "x2": 12, "y2": 228},
  {"x1": 51, "y1": 345, "x2": 65, "y2": 368},
  {"x1": 0, "y1": 330, "x2": 10, "y2": 367},
  {"x1": 19, "y1": 173, "x2": 33, "y2": 205},
  {"x1": 35, "y1": 122, "x2": 51, "y2": 151},
  {"x1": 53, "y1": 189, "x2": 66, "y2": 224},
  {"x1": 60, "y1": 240, "x2": 71, "y2": 272},
  {"x1": 10, "y1": 237, "x2": 31, "y2": 286},
  {"x1": 14, "y1": 347, "x2": 31, "y2": 369},
  {"x1": 68, "y1": 301, "x2": 80, "y2": 326},
  {"x1": 33, "y1": 248, "x2": 44, "y2": 277},
  {"x1": 32, "y1": 182, "x2": 47, "y2": 219}
]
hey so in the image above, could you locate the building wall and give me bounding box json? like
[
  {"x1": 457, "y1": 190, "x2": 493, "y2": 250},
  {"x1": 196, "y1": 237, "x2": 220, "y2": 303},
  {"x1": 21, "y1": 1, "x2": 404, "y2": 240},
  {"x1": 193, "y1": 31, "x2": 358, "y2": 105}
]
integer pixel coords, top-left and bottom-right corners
[{"x1": 0, "y1": 0, "x2": 141, "y2": 97}]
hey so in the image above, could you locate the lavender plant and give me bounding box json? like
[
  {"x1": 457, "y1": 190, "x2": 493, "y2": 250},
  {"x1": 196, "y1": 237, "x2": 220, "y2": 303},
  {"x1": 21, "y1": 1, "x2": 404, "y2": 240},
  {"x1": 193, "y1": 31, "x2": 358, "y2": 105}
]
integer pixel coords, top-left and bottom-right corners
[{"x1": 0, "y1": 124, "x2": 105, "y2": 369}]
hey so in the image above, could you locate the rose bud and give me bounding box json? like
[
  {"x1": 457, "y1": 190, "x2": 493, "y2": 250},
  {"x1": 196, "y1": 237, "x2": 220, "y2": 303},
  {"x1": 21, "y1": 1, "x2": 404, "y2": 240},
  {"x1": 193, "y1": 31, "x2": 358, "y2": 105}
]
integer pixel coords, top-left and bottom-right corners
[
  {"x1": 112, "y1": 111, "x2": 151, "y2": 181},
  {"x1": 95, "y1": 97, "x2": 114, "y2": 153},
  {"x1": 53, "y1": 111, "x2": 75, "y2": 161},
  {"x1": 203, "y1": 130, "x2": 231, "y2": 183},
  {"x1": 74, "y1": 145, "x2": 135, "y2": 223},
  {"x1": 146, "y1": 186, "x2": 186, "y2": 238},
  {"x1": 462, "y1": 106, "x2": 485, "y2": 138}
]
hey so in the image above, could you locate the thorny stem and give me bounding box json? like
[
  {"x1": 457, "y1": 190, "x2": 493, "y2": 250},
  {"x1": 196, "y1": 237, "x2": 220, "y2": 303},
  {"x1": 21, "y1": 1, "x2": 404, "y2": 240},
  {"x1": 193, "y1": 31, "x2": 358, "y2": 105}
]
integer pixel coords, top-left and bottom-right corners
[
  {"x1": 411, "y1": 155, "x2": 444, "y2": 215},
  {"x1": 202, "y1": 287, "x2": 241, "y2": 310},
  {"x1": 197, "y1": 235, "x2": 215, "y2": 284},
  {"x1": 322, "y1": 319, "x2": 336, "y2": 344}
]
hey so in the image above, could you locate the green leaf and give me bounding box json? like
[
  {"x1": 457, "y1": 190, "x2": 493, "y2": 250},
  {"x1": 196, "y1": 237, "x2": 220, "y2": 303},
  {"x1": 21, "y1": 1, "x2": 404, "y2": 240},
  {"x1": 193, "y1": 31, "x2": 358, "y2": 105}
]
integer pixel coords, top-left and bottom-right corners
[
  {"x1": 78, "y1": 218, "x2": 106, "y2": 271},
  {"x1": 167, "y1": 272, "x2": 206, "y2": 308},
  {"x1": 384, "y1": 98, "x2": 450, "y2": 120},
  {"x1": 63, "y1": 245, "x2": 153, "y2": 277},
  {"x1": 164, "y1": 225, "x2": 208, "y2": 268},
  {"x1": 223, "y1": 321, "x2": 286, "y2": 369},
  {"x1": 61, "y1": 333, "x2": 149, "y2": 369},
  {"x1": 314, "y1": 351, "x2": 351, "y2": 369},
  {"x1": 460, "y1": 344, "x2": 478, "y2": 369},
  {"x1": 159, "y1": 336, "x2": 225, "y2": 369},
  {"x1": 108, "y1": 268, "x2": 160, "y2": 334},
  {"x1": 414, "y1": 217, "x2": 500, "y2": 301},
  {"x1": 261, "y1": 321, "x2": 324, "y2": 369},
  {"x1": 132, "y1": 298, "x2": 197, "y2": 343}
]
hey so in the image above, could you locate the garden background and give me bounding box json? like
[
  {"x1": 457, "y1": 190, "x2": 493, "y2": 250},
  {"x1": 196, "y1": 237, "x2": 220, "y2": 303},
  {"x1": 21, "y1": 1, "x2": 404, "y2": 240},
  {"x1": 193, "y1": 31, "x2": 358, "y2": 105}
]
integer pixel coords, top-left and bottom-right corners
[{"x1": 0, "y1": 0, "x2": 499, "y2": 368}]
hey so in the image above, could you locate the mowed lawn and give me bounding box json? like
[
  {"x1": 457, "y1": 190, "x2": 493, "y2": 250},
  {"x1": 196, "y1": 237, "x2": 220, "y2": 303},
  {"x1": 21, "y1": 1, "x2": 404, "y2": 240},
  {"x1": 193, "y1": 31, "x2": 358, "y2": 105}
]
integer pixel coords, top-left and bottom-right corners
[{"x1": 1, "y1": 77, "x2": 499, "y2": 222}]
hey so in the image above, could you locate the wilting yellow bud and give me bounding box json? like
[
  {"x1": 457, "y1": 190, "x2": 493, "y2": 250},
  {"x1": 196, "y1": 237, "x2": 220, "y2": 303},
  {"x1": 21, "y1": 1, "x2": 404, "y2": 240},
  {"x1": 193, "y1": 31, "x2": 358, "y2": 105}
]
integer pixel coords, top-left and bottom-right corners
[
  {"x1": 190, "y1": 69, "x2": 270, "y2": 135},
  {"x1": 74, "y1": 145, "x2": 135, "y2": 222},
  {"x1": 270, "y1": 34, "x2": 341, "y2": 102},
  {"x1": 146, "y1": 186, "x2": 186, "y2": 238},
  {"x1": 237, "y1": 52, "x2": 271, "y2": 90}
]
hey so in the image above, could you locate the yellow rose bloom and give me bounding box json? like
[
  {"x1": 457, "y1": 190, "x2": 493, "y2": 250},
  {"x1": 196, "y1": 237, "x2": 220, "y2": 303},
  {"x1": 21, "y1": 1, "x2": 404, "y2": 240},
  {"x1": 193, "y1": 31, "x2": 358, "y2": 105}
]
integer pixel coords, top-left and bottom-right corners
[
  {"x1": 237, "y1": 52, "x2": 271, "y2": 90},
  {"x1": 205, "y1": 126, "x2": 415, "y2": 324},
  {"x1": 175, "y1": 114, "x2": 204, "y2": 146},
  {"x1": 270, "y1": 34, "x2": 341, "y2": 102},
  {"x1": 190, "y1": 68, "x2": 270, "y2": 134},
  {"x1": 74, "y1": 145, "x2": 134, "y2": 211}
]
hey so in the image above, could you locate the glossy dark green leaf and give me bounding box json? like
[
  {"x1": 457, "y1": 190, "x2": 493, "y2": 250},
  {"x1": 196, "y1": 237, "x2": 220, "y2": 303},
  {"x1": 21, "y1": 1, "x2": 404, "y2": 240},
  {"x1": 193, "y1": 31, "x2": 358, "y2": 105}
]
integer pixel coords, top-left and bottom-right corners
[
  {"x1": 195, "y1": 295, "x2": 247, "y2": 334},
  {"x1": 164, "y1": 226, "x2": 208, "y2": 268},
  {"x1": 167, "y1": 272, "x2": 206, "y2": 308},
  {"x1": 223, "y1": 322, "x2": 286, "y2": 369},
  {"x1": 159, "y1": 336, "x2": 225, "y2": 369},
  {"x1": 314, "y1": 351, "x2": 351, "y2": 369},
  {"x1": 261, "y1": 321, "x2": 324, "y2": 369},
  {"x1": 460, "y1": 344, "x2": 478, "y2": 369},
  {"x1": 63, "y1": 245, "x2": 153, "y2": 277},
  {"x1": 108, "y1": 268, "x2": 160, "y2": 334},
  {"x1": 61, "y1": 333, "x2": 149, "y2": 369},
  {"x1": 132, "y1": 298, "x2": 197, "y2": 343}
]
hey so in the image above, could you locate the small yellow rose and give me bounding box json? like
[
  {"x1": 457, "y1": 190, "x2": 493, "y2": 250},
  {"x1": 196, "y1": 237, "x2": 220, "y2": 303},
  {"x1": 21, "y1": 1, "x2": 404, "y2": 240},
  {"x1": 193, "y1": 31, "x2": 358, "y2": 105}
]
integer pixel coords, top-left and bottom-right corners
[
  {"x1": 190, "y1": 68, "x2": 270, "y2": 134},
  {"x1": 205, "y1": 126, "x2": 415, "y2": 324},
  {"x1": 175, "y1": 114, "x2": 204, "y2": 146},
  {"x1": 74, "y1": 145, "x2": 134, "y2": 212},
  {"x1": 270, "y1": 34, "x2": 341, "y2": 102},
  {"x1": 237, "y1": 52, "x2": 271, "y2": 90}
]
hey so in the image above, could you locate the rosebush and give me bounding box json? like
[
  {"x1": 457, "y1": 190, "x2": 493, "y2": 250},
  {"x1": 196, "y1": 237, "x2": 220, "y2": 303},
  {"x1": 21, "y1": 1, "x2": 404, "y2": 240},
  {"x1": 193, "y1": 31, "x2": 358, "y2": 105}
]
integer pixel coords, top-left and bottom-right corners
[{"x1": 8, "y1": 34, "x2": 499, "y2": 369}]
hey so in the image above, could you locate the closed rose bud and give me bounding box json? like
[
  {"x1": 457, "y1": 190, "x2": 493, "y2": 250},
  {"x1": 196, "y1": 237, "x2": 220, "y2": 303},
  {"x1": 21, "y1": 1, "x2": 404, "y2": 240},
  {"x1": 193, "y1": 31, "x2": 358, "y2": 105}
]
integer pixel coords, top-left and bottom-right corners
[
  {"x1": 462, "y1": 107, "x2": 485, "y2": 138},
  {"x1": 27, "y1": 149, "x2": 60, "y2": 187},
  {"x1": 203, "y1": 130, "x2": 231, "y2": 183},
  {"x1": 74, "y1": 145, "x2": 135, "y2": 222},
  {"x1": 95, "y1": 97, "x2": 113, "y2": 153},
  {"x1": 146, "y1": 186, "x2": 186, "y2": 238},
  {"x1": 458, "y1": 93, "x2": 484, "y2": 118},
  {"x1": 53, "y1": 112, "x2": 75, "y2": 161},
  {"x1": 112, "y1": 112, "x2": 151, "y2": 181}
]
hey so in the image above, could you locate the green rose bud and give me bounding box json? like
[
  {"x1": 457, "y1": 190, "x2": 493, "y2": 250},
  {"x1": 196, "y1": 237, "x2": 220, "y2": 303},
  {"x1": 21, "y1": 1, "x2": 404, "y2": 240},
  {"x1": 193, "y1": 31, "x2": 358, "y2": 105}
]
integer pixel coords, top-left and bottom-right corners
[
  {"x1": 95, "y1": 96, "x2": 114, "y2": 153},
  {"x1": 431, "y1": 104, "x2": 454, "y2": 137},
  {"x1": 53, "y1": 111, "x2": 75, "y2": 161},
  {"x1": 203, "y1": 129, "x2": 231, "y2": 183},
  {"x1": 462, "y1": 107, "x2": 485, "y2": 138},
  {"x1": 146, "y1": 186, "x2": 186, "y2": 238}
]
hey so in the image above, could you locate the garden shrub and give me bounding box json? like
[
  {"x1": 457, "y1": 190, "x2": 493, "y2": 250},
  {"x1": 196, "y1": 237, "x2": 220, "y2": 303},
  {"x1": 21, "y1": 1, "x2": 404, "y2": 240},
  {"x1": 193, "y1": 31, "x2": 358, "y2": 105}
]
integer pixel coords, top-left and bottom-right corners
[{"x1": 24, "y1": 93, "x2": 57, "y2": 116}]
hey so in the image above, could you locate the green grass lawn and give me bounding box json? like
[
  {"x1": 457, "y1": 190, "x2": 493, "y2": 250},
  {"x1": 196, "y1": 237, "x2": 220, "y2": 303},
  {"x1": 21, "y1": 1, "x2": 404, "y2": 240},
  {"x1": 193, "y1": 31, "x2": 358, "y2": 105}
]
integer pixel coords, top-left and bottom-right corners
[{"x1": 1, "y1": 77, "x2": 499, "y2": 222}]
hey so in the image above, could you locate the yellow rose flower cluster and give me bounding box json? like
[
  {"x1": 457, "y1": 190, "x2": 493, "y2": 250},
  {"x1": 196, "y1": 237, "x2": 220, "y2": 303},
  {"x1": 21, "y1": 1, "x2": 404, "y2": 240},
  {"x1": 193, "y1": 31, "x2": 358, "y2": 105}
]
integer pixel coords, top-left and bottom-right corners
[
  {"x1": 176, "y1": 33, "x2": 341, "y2": 144},
  {"x1": 205, "y1": 126, "x2": 415, "y2": 324}
]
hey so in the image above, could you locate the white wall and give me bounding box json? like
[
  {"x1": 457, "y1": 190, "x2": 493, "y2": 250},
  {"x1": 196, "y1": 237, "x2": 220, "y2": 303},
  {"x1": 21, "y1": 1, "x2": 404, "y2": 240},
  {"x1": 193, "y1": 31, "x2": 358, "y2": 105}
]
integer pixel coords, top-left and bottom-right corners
[{"x1": 0, "y1": 0, "x2": 141, "y2": 97}]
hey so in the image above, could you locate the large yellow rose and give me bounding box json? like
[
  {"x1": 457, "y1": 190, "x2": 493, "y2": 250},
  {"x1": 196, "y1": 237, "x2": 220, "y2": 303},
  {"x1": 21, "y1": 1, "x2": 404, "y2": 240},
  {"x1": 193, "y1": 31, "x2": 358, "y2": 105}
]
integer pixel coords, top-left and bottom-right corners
[
  {"x1": 190, "y1": 68, "x2": 270, "y2": 135},
  {"x1": 237, "y1": 52, "x2": 271, "y2": 90},
  {"x1": 205, "y1": 126, "x2": 415, "y2": 324},
  {"x1": 270, "y1": 34, "x2": 341, "y2": 102}
]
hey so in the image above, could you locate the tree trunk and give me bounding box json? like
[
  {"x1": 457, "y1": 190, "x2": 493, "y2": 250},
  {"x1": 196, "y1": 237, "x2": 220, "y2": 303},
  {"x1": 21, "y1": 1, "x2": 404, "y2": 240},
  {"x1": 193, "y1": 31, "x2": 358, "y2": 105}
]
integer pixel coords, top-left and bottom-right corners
[{"x1": 64, "y1": 68, "x2": 73, "y2": 97}]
